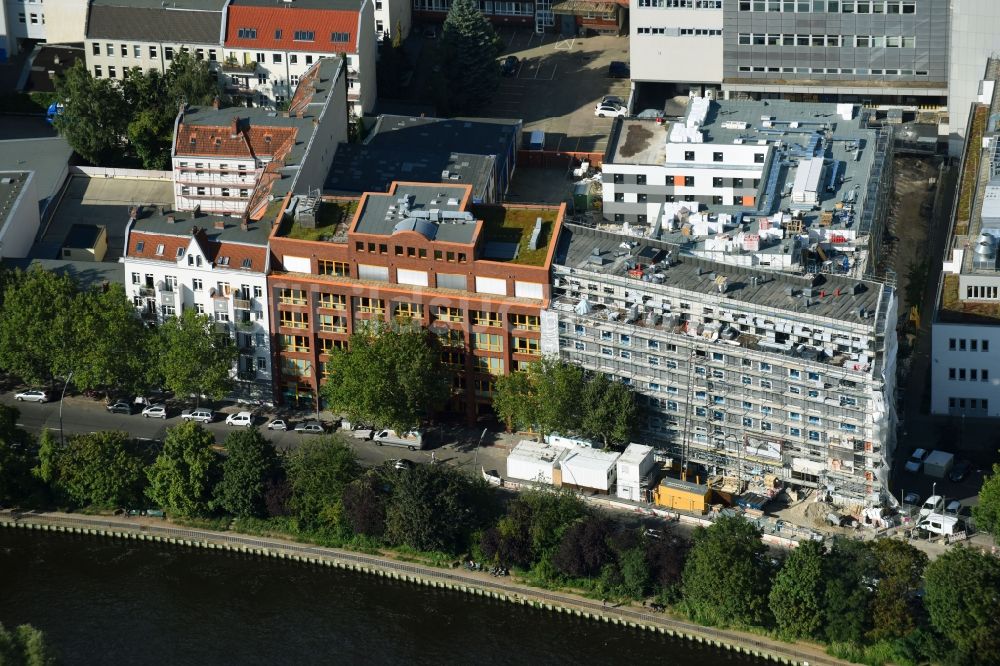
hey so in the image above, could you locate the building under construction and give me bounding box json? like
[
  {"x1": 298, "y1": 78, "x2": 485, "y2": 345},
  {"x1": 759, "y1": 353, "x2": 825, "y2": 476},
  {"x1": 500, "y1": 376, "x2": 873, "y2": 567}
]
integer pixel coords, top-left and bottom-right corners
[{"x1": 542, "y1": 223, "x2": 898, "y2": 509}]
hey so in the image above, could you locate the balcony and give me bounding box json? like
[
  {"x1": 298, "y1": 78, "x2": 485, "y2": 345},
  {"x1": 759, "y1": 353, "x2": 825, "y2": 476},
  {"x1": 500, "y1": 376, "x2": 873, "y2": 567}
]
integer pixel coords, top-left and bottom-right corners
[
  {"x1": 233, "y1": 297, "x2": 251, "y2": 311},
  {"x1": 222, "y1": 59, "x2": 258, "y2": 74},
  {"x1": 137, "y1": 286, "x2": 154, "y2": 297}
]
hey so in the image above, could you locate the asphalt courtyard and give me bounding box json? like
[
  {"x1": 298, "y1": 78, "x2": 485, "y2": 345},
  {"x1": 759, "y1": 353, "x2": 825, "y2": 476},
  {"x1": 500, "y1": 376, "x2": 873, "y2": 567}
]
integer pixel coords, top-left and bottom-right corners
[{"x1": 492, "y1": 29, "x2": 631, "y2": 154}]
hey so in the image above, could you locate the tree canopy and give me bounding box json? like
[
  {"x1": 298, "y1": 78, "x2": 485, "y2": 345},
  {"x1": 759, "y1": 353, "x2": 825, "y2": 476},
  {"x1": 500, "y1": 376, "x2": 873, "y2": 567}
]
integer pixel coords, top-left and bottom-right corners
[
  {"x1": 213, "y1": 429, "x2": 279, "y2": 518},
  {"x1": 153, "y1": 308, "x2": 237, "y2": 402},
  {"x1": 681, "y1": 515, "x2": 771, "y2": 628},
  {"x1": 0, "y1": 622, "x2": 58, "y2": 666},
  {"x1": 53, "y1": 61, "x2": 129, "y2": 166},
  {"x1": 973, "y1": 463, "x2": 1000, "y2": 538},
  {"x1": 924, "y1": 546, "x2": 1000, "y2": 664},
  {"x1": 769, "y1": 539, "x2": 826, "y2": 640},
  {"x1": 145, "y1": 421, "x2": 220, "y2": 517},
  {"x1": 320, "y1": 321, "x2": 451, "y2": 432},
  {"x1": 286, "y1": 437, "x2": 360, "y2": 530},
  {"x1": 580, "y1": 372, "x2": 640, "y2": 448},
  {"x1": 52, "y1": 431, "x2": 148, "y2": 509},
  {"x1": 440, "y1": 0, "x2": 500, "y2": 114},
  {"x1": 869, "y1": 538, "x2": 928, "y2": 641},
  {"x1": 0, "y1": 406, "x2": 35, "y2": 505},
  {"x1": 69, "y1": 283, "x2": 151, "y2": 394},
  {"x1": 822, "y1": 537, "x2": 876, "y2": 644}
]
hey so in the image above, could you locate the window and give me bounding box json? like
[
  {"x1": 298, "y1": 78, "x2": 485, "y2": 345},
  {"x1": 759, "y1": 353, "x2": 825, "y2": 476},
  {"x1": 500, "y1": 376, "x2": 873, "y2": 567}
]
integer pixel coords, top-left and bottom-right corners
[
  {"x1": 280, "y1": 358, "x2": 311, "y2": 378},
  {"x1": 209, "y1": 49, "x2": 217, "y2": 61},
  {"x1": 92, "y1": 43, "x2": 100, "y2": 56},
  {"x1": 305, "y1": 55, "x2": 313, "y2": 65},
  {"x1": 985, "y1": 340, "x2": 991, "y2": 352},
  {"x1": 331, "y1": 32, "x2": 350, "y2": 42},
  {"x1": 294, "y1": 30, "x2": 315, "y2": 41},
  {"x1": 808, "y1": 430, "x2": 820, "y2": 442},
  {"x1": 94, "y1": 65, "x2": 102, "y2": 78},
  {"x1": 760, "y1": 362, "x2": 772, "y2": 372},
  {"x1": 281, "y1": 334, "x2": 310, "y2": 353},
  {"x1": 318, "y1": 260, "x2": 349, "y2": 277},
  {"x1": 356, "y1": 297, "x2": 385, "y2": 315},
  {"x1": 192, "y1": 278, "x2": 203, "y2": 291},
  {"x1": 279, "y1": 310, "x2": 309, "y2": 329},
  {"x1": 108, "y1": 66, "x2": 116, "y2": 78},
  {"x1": 317, "y1": 292, "x2": 346, "y2": 310},
  {"x1": 150, "y1": 46, "x2": 157, "y2": 58},
  {"x1": 510, "y1": 314, "x2": 540, "y2": 331},
  {"x1": 473, "y1": 311, "x2": 502, "y2": 328},
  {"x1": 949, "y1": 338, "x2": 956, "y2": 350},
  {"x1": 272, "y1": 53, "x2": 282, "y2": 64},
  {"x1": 279, "y1": 288, "x2": 307, "y2": 305},
  {"x1": 317, "y1": 314, "x2": 347, "y2": 333},
  {"x1": 106, "y1": 43, "x2": 113, "y2": 56},
  {"x1": 789, "y1": 369, "x2": 801, "y2": 379},
  {"x1": 513, "y1": 337, "x2": 541, "y2": 356},
  {"x1": 473, "y1": 333, "x2": 503, "y2": 352},
  {"x1": 394, "y1": 302, "x2": 423, "y2": 320},
  {"x1": 684, "y1": 151, "x2": 695, "y2": 161},
  {"x1": 165, "y1": 47, "x2": 173, "y2": 60},
  {"x1": 237, "y1": 28, "x2": 258, "y2": 39}
]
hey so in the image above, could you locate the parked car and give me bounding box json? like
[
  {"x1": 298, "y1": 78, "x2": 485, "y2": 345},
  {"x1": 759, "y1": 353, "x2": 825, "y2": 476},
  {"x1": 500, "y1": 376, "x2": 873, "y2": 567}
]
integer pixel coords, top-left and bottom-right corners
[
  {"x1": 636, "y1": 108, "x2": 663, "y2": 119},
  {"x1": 499, "y1": 55, "x2": 519, "y2": 76},
  {"x1": 917, "y1": 512, "x2": 965, "y2": 537},
  {"x1": 594, "y1": 103, "x2": 627, "y2": 118},
  {"x1": 294, "y1": 421, "x2": 325, "y2": 434},
  {"x1": 945, "y1": 499, "x2": 963, "y2": 516},
  {"x1": 106, "y1": 401, "x2": 133, "y2": 415},
  {"x1": 600, "y1": 95, "x2": 625, "y2": 108},
  {"x1": 181, "y1": 408, "x2": 214, "y2": 423},
  {"x1": 341, "y1": 420, "x2": 374, "y2": 440},
  {"x1": 374, "y1": 429, "x2": 425, "y2": 451},
  {"x1": 607, "y1": 61, "x2": 629, "y2": 78},
  {"x1": 266, "y1": 419, "x2": 289, "y2": 431},
  {"x1": 904, "y1": 448, "x2": 929, "y2": 473},
  {"x1": 14, "y1": 389, "x2": 48, "y2": 403},
  {"x1": 949, "y1": 459, "x2": 973, "y2": 482},
  {"x1": 903, "y1": 491, "x2": 921, "y2": 505},
  {"x1": 225, "y1": 411, "x2": 253, "y2": 427},
  {"x1": 393, "y1": 459, "x2": 413, "y2": 471},
  {"x1": 919, "y1": 495, "x2": 944, "y2": 518},
  {"x1": 142, "y1": 404, "x2": 168, "y2": 419}
]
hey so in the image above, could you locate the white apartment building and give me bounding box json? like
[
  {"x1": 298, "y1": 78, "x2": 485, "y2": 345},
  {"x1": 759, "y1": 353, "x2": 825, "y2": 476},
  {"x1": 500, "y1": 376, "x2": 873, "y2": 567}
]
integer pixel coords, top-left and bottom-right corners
[
  {"x1": 373, "y1": 0, "x2": 411, "y2": 40},
  {"x1": 122, "y1": 210, "x2": 274, "y2": 402},
  {"x1": 629, "y1": 0, "x2": 723, "y2": 90},
  {"x1": 171, "y1": 57, "x2": 348, "y2": 219},
  {"x1": 1, "y1": 0, "x2": 87, "y2": 59},
  {"x1": 933, "y1": 58, "x2": 1000, "y2": 417},
  {"x1": 223, "y1": 0, "x2": 376, "y2": 115},
  {"x1": 83, "y1": 0, "x2": 226, "y2": 81},
  {"x1": 600, "y1": 98, "x2": 894, "y2": 279},
  {"x1": 545, "y1": 224, "x2": 899, "y2": 509}
]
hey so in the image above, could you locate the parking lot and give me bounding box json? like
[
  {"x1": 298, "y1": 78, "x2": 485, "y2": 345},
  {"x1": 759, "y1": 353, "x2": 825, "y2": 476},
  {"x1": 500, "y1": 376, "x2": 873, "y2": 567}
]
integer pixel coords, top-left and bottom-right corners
[{"x1": 492, "y1": 29, "x2": 630, "y2": 154}]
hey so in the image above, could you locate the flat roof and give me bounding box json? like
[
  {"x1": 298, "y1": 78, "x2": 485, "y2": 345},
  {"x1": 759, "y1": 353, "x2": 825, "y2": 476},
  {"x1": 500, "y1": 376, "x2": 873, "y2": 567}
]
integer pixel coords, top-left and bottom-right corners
[
  {"x1": 509, "y1": 440, "x2": 564, "y2": 464},
  {"x1": 554, "y1": 223, "x2": 884, "y2": 327},
  {"x1": 658, "y1": 475, "x2": 709, "y2": 495},
  {"x1": 1, "y1": 258, "x2": 124, "y2": 290},
  {"x1": 560, "y1": 445, "x2": 620, "y2": 474},
  {"x1": 0, "y1": 172, "x2": 28, "y2": 228},
  {"x1": 131, "y1": 206, "x2": 272, "y2": 247},
  {"x1": 618, "y1": 443, "x2": 653, "y2": 465},
  {"x1": 63, "y1": 224, "x2": 105, "y2": 250},
  {"x1": 353, "y1": 184, "x2": 476, "y2": 242},
  {"x1": 607, "y1": 120, "x2": 668, "y2": 165},
  {"x1": 324, "y1": 114, "x2": 520, "y2": 200}
]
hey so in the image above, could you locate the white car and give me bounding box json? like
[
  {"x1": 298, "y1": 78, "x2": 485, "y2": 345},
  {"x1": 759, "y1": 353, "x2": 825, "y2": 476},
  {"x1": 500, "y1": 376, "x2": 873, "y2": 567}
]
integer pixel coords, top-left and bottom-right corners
[
  {"x1": 142, "y1": 404, "x2": 168, "y2": 419},
  {"x1": 594, "y1": 103, "x2": 627, "y2": 118},
  {"x1": 904, "y1": 448, "x2": 928, "y2": 473},
  {"x1": 181, "y1": 408, "x2": 214, "y2": 423},
  {"x1": 919, "y1": 495, "x2": 943, "y2": 518},
  {"x1": 14, "y1": 390, "x2": 48, "y2": 403},
  {"x1": 225, "y1": 411, "x2": 253, "y2": 427},
  {"x1": 266, "y1": 419, "x2": 288, "y2": 431}
]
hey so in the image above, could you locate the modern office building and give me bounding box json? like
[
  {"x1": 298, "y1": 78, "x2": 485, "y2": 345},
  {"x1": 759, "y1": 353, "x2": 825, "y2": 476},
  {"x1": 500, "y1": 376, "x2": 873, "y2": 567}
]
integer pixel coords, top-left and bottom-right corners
[
  {"x1": 932, "y1": 57, "x2": 1000, "y2": 418},
  {"x1": 325, "y1": 114, "x2": 522, "y2": 204},
  {"x1": 84, "y1": 0, "x2": 227, "y2": 81},
  {"x1": 222, "y1": 0, "x2": 376, "y2": 115},
  {"x1": 266, "y1": 181, "x2": 564, "y2": 415},
  {"x1": 121, "y1": 208, "x2": 274, "y2": 401},
  {"x1": 543, "y1": 223, "x2": 898, "y2": 508},
  {"x1": 172, "y1": 57, "x2": 347, "y2": 219},
  {"x1": 600, "y1": 97, "x2": 893, "y2": 278}
]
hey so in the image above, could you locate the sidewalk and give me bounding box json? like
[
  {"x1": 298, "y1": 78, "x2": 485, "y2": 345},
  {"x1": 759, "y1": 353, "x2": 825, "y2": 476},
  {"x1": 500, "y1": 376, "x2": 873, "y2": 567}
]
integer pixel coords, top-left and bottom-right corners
[{"x1": 0, "y1": 509, "x2": 848, "y2": 666}]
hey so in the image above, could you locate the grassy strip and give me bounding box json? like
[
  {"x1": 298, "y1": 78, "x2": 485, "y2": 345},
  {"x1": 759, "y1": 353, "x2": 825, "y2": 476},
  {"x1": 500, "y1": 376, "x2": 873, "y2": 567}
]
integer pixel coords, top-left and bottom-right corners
[{"x1": 956, "y1": 105, "x2": 989, "y2": 229}]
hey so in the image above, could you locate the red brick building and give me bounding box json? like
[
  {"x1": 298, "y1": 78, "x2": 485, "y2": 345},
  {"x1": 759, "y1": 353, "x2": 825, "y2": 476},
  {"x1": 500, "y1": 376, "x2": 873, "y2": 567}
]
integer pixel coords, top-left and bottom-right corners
[{"x1": 267, "y1": 181, "x2": 565, "y2": 421}]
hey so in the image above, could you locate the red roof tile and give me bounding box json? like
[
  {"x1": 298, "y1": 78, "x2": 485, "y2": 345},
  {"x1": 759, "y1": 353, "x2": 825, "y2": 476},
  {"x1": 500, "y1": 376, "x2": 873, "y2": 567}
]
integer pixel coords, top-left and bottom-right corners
[
  {"x1": 225, "y1": 6, "x2": 359, "y2": 53},
  {"x1": 127, "y1": 231, "x2": 192, "y2": 263},
  {"x1": 175, "y1": 121, "x2": 297, "y2": 159},
  {"x1": 127, "y1": 230, "x2": 267, "y2": 272},
  {"x1": 205, "y1": 241, "x2": 268, "y2": 272}
]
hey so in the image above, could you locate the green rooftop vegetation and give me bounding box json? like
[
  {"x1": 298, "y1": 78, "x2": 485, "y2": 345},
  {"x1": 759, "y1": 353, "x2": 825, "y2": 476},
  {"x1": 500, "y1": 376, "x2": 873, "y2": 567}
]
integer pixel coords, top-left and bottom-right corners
[
  {"x1": 939, "y1": 273, "x2": 1000, "y2": 324},
  {"x1": 278, "y1": 200, "x2": 359, "y2": 242},
  {"x1": 956, "y1": 105, "x2": 988, "y2": 234},
  {"x1": 474, "y1": 205, "x2": 559, "y2": 267}
]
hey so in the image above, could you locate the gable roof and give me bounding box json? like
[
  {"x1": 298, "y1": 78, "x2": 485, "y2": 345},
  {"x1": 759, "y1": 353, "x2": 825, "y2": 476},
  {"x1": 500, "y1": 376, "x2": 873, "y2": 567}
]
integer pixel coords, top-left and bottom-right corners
[
  {"x1": 224, "y1": 5, "x2": 359, "y2": 53},
  {"x1": 174, "y1": 118, "x2": 298, "y2": 160},
  {"x1": 86, "y1": 2, "x2": 225, "y2": 43}
]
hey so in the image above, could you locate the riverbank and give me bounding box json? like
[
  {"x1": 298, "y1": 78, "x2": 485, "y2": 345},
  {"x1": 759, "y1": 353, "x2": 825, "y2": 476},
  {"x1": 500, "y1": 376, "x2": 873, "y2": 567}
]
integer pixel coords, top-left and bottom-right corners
[{"x1": 0, "y1": 509, "x2": 846, "y2": 666}]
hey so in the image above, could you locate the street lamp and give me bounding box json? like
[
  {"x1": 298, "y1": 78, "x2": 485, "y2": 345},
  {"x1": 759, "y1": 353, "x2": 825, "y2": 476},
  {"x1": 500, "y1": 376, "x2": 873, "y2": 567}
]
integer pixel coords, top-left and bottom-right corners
[
  {"x1": 472, "y1": 427, "x2": 488, "y2": 474},
  {"x1": 59, "y1": 371, "x2": 74, "y2": 446}
]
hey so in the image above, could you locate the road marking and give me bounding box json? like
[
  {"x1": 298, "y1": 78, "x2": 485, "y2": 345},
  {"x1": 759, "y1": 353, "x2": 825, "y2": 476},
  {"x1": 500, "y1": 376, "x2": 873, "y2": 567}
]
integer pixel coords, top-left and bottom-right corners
[
  {"x1": 506, "y1": 30, "x2": 516, "y2": 48},
  {"x1": 554, "y1": 38, "x2": 575, "y2": 51}
]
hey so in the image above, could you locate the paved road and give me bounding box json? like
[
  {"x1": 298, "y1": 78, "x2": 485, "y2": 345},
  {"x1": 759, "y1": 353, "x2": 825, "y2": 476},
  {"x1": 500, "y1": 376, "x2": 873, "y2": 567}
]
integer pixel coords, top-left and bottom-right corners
[{"x1": 0, "y1": 391, "x2": 513, "y2": 473}]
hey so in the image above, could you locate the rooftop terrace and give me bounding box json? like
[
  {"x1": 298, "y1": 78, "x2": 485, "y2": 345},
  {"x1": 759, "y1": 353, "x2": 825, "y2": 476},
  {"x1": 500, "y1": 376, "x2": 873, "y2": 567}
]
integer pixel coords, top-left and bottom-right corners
[{"x1": 473, "y1": 204, "x2": 558, "y2": 267}]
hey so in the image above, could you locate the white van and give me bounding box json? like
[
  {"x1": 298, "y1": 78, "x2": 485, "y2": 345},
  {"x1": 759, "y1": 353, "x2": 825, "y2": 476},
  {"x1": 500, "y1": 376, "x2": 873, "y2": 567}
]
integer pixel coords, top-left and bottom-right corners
[
  {"x1": 919, "y1": 495, "x2": 944, "y2": 518},
  {"x1": 918, "y1": 512, "x2": 965, "y2": 537},
  {"x1": 373, "y1": 429, "x2": 425, "y2": 451}
]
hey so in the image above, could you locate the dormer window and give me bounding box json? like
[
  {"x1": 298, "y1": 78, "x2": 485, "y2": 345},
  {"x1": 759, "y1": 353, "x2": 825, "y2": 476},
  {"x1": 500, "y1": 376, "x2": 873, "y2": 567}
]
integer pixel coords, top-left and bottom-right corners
[
  {"x1": 264, "y1": 135, "x2": 272, "y2": 144},
  {"x1": 274, "y1": 29, "x2": 282, "y2": 39},
  {"x1": 294, "y1": 30, "x2": 315, "y2": 41},
  {"x1": 176, "y1": 247, "x2": 186, "y2": 258},
  {"x1": 241, "y1": 258, "x2": 252, "y2": 269},
  {"x1": 214, "y1": 138, "x2": 221, "y2": 146},
  {"x1": 135, "y1": 241, "x2": 144, "y2": 252},
  {"x1": 155, "y1": 244, "x2": 164, "y2": 256},
  {"x1": 218, "y1": 256, "x2": 230, "y2": 266},
  {"x1": 331, "y1": 31, "x2": 349, "y2": 42}
]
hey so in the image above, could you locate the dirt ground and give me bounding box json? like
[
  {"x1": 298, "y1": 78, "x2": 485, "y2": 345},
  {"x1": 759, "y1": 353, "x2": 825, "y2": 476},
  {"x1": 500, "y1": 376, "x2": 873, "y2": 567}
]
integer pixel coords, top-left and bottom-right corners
[{"x1": 886, "y1": 156, "x2": 940, "y2": 315}]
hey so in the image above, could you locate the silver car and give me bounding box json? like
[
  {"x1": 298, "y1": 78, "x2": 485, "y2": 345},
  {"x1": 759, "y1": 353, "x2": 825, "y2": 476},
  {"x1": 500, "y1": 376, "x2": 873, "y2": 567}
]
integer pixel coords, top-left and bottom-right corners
[
  {"x1": 181, "y1": 408, "x2": 214, "y2": 423},
  {"x1": 294, "y1": 421, "x2": 325, "y2": 434},
  {"x1": 142, "y1": 404, "x2": 168, "y2": 419},
  {"x1": 15, "y1": 389, "x2": 48, "y2": 403}
]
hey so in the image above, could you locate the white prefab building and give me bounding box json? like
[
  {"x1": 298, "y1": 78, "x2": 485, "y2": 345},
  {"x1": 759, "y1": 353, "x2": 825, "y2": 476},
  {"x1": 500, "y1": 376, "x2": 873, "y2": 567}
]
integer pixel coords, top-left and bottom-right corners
[
  {"x1": 616, "y1": 443, "x2": 654, "y2": 501},
  {"x1": 560, "y1": 446, "x2": 620, "y2": 493},
  {"x1": 121, "y1": 209, "x2": 274, "y2": 402},
  {"x1": 507, "y1": 440, "x2": 564, "y2": 484}
]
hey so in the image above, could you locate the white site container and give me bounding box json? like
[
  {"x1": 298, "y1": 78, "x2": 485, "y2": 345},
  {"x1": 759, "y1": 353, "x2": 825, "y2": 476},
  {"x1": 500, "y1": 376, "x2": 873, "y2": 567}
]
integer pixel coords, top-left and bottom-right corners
[
  {"x1": 560, "y1": 445, "x2": 621, "y2": 492},
  {"x1": 923, "y1": 450, "x2": 954, "y2": 479},
  {"x1": 507, "y1": 440, "x2": 563, "y2": 484},
  {"x1": 616, "y1": 443, "x2": 654, "y2": 501}
]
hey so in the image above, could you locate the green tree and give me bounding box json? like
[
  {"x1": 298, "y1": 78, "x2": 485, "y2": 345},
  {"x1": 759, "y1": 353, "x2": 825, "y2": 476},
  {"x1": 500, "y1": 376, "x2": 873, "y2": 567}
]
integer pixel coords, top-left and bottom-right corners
[
  {"x1": 0, "y1": 622, "x2": 58, "y2": 666},
  {"x1": 53, "y1": 61, "x2": 128, "y2": 165},
  {"x1": 341, "y1": 474, "x2": 386, "y2": 538},
  {"x1": 164, "y1": 50, "x2": 219, "y2": 106},
  {"x1": 823, "y1": 537, "x2": 876, "y2": 644},
  {"x1": 286, "y1": 437, "x2": 360, "y2": 530},
  {"x1": 385, "y1": 463, "x2": 491, "y2": 553},
  {"x1": 321, "y1": 321, "x2": 451, "y2": 432},
  {"x1": 681, "y1": 515, "x2": 771, "y2": 628},
  {"x1": 580, "y1": 372, "x2": 639, "y2": 448},
  {"x1": 491, "y1": 370, "x2": 535, "y2": 433},
  {"x1": 32, "y1": 429, "x2": 59, "y2": 488},
  {"x1": 153, "y1": 308, "x2": 237, "y2": 403},
  {"x1": 924, "y1": 547, "x2": 1000, "y2": 664},
  {"x1": 145, "y1": 421, "x2": 219, "y2": 517},
  {"x1": 441, "y1": 0, "x2": 500, "y2": 114},
  {"x1": 973, "y1": 463, "x2": 1000, "y2": 538},
  {"x1": 69, "y1": 283, "x2": 150, "y2": 394},
  {"x1": 618, "y1": 546, "x2": 652, "y2": 599},
  {"x1": 527, "y1": 358, "x2": 584, "y2": 438},
  {"x1": 768, "y1": 539, "x2": 826, "y2": 640},
  {"x1": 127, "y1": 108, "x2": 174, "y2": 170},
  {"x1": 553, "y1": 515, "x2": 613, "y2": 578},
  {"x1": 869, "y1": 538, "x2": 928, "y2": 641},
  {"x1": 55, "y1": 431, "x2": 147, "y2": 509},
  {"x1": 0, "y1": 406, "x2": 34, "y2": 505},
  {"x1": 213, "y1": 429, "x2": 278, "y2": 518},
  {"x1": 0, "y1": 266, "x2": 78, "y2": 386}
]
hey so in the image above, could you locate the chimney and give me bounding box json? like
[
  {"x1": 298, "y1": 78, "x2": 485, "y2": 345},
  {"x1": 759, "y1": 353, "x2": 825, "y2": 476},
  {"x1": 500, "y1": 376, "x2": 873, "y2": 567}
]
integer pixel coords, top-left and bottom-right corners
[
  {"x1": 129, "y1": 205, "x2": 139, "y2": 220},
  {"x1": 230, "y1": 116, "x2": 240, "y2": 138},
  {"x1": 190, "y1": 225, "x2": 199, "y2": 236},
  {"x1": 240, "y1": 220, "x2": 249, "y2": 231},
  {"x1": 166, "y1": 214, "x2": 176, "y2": 224},
  {"x1": 214, "y1": 219, "x2": 226, "y2": 230},
  {"x1": 212, "y1": 96, "x2": 221, "y2": 110}
]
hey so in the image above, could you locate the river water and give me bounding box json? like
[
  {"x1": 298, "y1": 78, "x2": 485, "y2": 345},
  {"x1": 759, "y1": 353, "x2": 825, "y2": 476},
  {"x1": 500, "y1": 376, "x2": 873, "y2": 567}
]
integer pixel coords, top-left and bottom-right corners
[{"x1": 0, "y1": 530, "x2": 764, "y2": 665}]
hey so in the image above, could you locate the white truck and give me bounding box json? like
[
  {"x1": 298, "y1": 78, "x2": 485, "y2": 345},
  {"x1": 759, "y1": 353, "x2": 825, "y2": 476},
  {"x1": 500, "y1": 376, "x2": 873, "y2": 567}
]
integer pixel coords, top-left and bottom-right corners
[
  {"x1": 917, "y1": 512, "x2": 966, "y2": 537},
  {"x1": 373, "y1": 429, "x2": 425, "y2": 451}
]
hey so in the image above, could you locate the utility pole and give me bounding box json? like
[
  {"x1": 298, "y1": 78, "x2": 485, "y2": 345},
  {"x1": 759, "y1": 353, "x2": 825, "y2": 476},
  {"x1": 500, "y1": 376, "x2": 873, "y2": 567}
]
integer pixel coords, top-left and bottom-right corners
[
  {"x1": 472, "y1": 427, "x2": 488, "y2": 474},
  {"x1": 59, "y1": 371, "x2": 74, "y2": 446}
]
